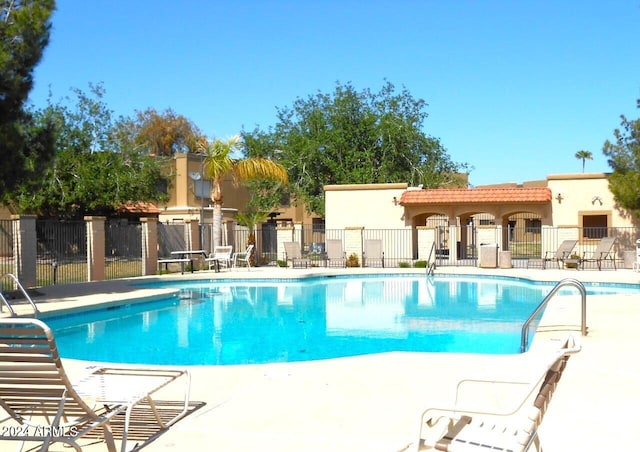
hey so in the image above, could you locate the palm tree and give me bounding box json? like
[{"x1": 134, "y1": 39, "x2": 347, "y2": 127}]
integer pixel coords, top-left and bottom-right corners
[
  {"x1": 575, "y1": 150, "x2": 593, "y2": 172},
  {"x1": 200, "y1": 135, "x2": 289, "y2": 248},
  {"x1": 235, "y1": 210, "x2": 270, "y2": 266}
]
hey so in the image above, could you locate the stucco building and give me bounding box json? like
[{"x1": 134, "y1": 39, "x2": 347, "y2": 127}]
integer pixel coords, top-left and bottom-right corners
[
  {"x1": 158, "y1": 153, "x2": 320, "y2": 227},
  {"x1": 324, "y1": 173, "x2": 639, "y2": 266}
]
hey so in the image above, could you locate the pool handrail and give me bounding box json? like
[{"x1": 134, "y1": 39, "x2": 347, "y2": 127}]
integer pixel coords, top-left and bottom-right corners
[
  {"x1": 426, "y1": 242, "x2": 436, "y2": 276},
  {"x1": 0, "y1": 273, "x2": 39, "y2": 317},
  {"x1": 520, "y1": 277, "x2": 587, "y2": 352}
]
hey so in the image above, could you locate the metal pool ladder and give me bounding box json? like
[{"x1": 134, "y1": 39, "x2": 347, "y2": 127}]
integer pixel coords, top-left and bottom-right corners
[
  {"x1": 0, "y1": 273, "x2": 40, "y2": 317},
  {"x1": 426, "y1": 242, "x2": 436, "y2": 276},
  {"x1": 520, "y1": 277, "x2": 587, "y2": 352}
]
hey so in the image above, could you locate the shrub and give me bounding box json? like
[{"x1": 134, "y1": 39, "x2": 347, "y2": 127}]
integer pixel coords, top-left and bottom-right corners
[
  {"x1": 398, "y1": 261, "x2": 411, "y2": 268},
  {"x1": 413, "y1": 260, "x2": 427, "y2": 268},
  {"x1": 346, "y1": 253, "x2": 360, "y2": 267},
  {"x1": 276, "y1": 259, "x2": 287, "y2": 267}
]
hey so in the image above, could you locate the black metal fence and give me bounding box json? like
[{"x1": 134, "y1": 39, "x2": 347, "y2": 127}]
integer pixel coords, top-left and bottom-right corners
[
  {"x1": 0, "y1": 219, "x2": 12, "y2": 290},
  {"x1": 3, "y1": 217, "x2": 639, "y2": 289},
  {"x1": 239, "y1": 224, "x2": 640, "y2": 269},
  {"x1": 230, "y1": 223, "x2": 280, "y2": 265},
  {"x1": 105, "y1": 220, "x2": 143, "y2": 280},
  {"x1": 36, "y1": 220, "x2": 87, "y2": 286},
  {"x1": 158, "y1": 223, "x2": 186, "y2": 258},
  {"x1": 33, "y1": 219, "x2": 145, "y2": 285},
  {"x1": 362, "y1": 229, "x2": 414, "y2": 267}
]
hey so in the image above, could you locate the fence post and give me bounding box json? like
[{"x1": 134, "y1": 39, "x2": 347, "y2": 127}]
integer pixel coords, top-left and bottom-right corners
[
  {"x1": 448, "y1": 224, "x2": 459, "y2": 260},
  {"x1": 185, "y1": 219, "x2": 201, "y2": 251},
  {"x1": 276, "y1": 223, "x2": 295, "y2": 262},
  {"x1": 417, "y1": 226, "x2": 436, "y2": 261},
  {"x1": 85, "y1": 216, "x2": 106, "y2": 281},
  {"x1": 293, "y1": 222, "x2": 303, "y2": 244},
  {"x1": 11, "y1": 215, "x2": 37, "y2": 288},
  {"x1": 345, "y1": 227, "x2": 364, "y2": 266},
  {"x1": 496, "y1": 225, "x2": 505, "y2": 250},
  {"x1": 224, "y1": 220, "x2": 235, "y2": 249},
  {"x1": 141, "y1": 218, "x2": 158, "y2": 276}
]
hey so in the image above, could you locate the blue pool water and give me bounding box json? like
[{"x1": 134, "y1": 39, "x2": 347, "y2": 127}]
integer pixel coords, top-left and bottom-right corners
[{"x1": 45, "y1": 275, "x2": 639, "y2": 365}]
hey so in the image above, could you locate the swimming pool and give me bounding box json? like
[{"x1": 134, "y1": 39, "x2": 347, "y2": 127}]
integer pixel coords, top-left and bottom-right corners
[{"x1": 45, "y1": 274, "x2": 639, "y2": 365}]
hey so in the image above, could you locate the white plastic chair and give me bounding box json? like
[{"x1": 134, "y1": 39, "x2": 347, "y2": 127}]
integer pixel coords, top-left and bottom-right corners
[{"x1": 233, "y1": 244, "x2": 254, "y2": 270}]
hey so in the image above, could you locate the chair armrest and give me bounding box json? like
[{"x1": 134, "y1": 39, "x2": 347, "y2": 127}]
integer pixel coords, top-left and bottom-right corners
[
  {"x1": 454, "y1": 378, "x2": 533, "y2": 415},
  {"x1": 417, "y1": 380, "x2": 535, "y2": 434},
  {"x1": 421, "y1": 343, "x2": 580, "y2": 421}
]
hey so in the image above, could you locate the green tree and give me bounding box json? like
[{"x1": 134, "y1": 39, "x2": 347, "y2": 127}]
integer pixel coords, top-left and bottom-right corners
[
  {"x1": 575, "y1": 149, "x2": 593, "y2": 172},
  {"x1": 603, "y1": 100, "x2": 640, "y2": 217},
  {"x1": 0, "y1": 0, "x2": 56, "y2": 197},
  {"x1": 200, "y1": 134, "x2": 288, "y2": 247},
  {"x1": 5, "y1": 85, "x2": 169, "y2": 218},
  {"x1": 243, "y1": 81, "x2": 468, "y2": 216}
]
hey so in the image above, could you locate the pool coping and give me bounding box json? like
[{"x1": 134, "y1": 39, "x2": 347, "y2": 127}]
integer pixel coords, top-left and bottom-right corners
[{"x1": 2, "y1": 266, "x2": 639, "y2": 451}]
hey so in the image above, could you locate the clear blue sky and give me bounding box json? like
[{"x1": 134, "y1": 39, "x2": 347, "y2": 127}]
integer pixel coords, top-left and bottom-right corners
[{"x1": 28, "y1": 0, "x2": 640, "y2": 186}]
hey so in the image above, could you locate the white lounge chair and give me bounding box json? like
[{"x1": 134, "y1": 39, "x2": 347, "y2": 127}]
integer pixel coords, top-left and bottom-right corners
[
  {"x1": 414, "y1": 337, "x2": 580, "y2": 451},
  {"x1": 206, "y1": 245, "x2": 233, "y2": 270},
  {"x1": 233, "y1": 244, "x2": 254, "y2": 270},
  {"x1": 0, "y1": 318, "x2": 190, "y2": 452}
]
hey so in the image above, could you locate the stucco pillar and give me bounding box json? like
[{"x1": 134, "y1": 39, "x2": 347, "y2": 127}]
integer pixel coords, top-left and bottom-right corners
[
  {"x1": 495, "y1": 225, "x2": 505, "y2": 250},
  {"x1": 85, "y1": 216, "x2": 106, "y2": 281},
  {"x1": 276, "y1": 224, "x2": 295, "y2": 261},
  {"x1": 11, "y1": 215, "x2": 37, "y2": 288},
  {"x1": 223, "y1": 220, "x2": 234, "y2": 248},
  {"x1": 293, "y1": 222, "x2": 303, "y2": 245},
  {"x1": 185, "y1": 219, "x2": 201, "y2": 251},
  {"x1": 417, "y1": 226, "x2": 436, "y2": 261},
  {"x1": 141, "y1": 218, "x2": 159, "y2": 276},
  {"x1": 344, "y1": 227, "x2": 364, "y2": 266},
  {"x1": 476, "y1": 226, "x2": 499, "y2": 264},
  {"x1": 448, "y1": 225, "x2": 459, "y2": 260}
]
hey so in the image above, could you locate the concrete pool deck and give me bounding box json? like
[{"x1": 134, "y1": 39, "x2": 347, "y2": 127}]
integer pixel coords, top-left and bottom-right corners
[{"x1": 2, "y1": 266, "x2": 639, "y2": 451}]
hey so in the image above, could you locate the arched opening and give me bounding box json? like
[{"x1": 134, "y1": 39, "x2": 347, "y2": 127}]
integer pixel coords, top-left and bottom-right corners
[{"x1": 504, "y1": 211, "x2": 542, "y2": 259}]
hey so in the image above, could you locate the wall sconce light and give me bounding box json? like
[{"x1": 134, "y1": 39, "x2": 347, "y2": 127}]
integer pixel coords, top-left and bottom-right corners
[
  {"x1": 592, "y1": 196, "x2": 603, "y2": 206},
  {"x1": 392, "y1": 196, "x2": 398, "y2": 206},
  {"x1": 555, "y1": 192, "x2": 563, "y2": 203}
]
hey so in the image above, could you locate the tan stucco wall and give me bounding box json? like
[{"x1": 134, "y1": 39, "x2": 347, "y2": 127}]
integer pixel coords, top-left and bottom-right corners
[
  {"x1": 160, "y1": 153, "x2": 317, "y2": 225},
  {"x1": 324, "y1": 174, "x2": 638, "y2": 232},
  {"x1": 547, "y1": 173, "x2": 637, "y2": 229},
  {"x1": 324, "y1": 183, "x2": 409, "y2": 230}
]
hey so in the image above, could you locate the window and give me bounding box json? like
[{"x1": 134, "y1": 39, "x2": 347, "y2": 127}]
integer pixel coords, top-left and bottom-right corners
[
  {"x1": 582, "y1": 214, "x2": 608, "y2": 239},
  {"x1": 156, "y1": 179, "x2": 169, "y2": 194},
  {"x1": 194, "y1": 180, "x2": 211, "y2": 198},
  {"x1": 474, "y1": 213, "x2": 495, "y2": 226},
  {"x1": 279, "y1": 192, "x2": 291, "y2": 207},
  {"x1": 312, "y1": 218, "x2": 325, "y2": 233}
]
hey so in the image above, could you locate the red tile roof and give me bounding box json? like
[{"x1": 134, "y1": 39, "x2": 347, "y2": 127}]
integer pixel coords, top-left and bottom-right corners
[
  {"x1": 399, "y1": 187, "x2": 552, "y2": 205},
  {"x1": 118, "y1": 202, "x2": 160, "y2": 214}
]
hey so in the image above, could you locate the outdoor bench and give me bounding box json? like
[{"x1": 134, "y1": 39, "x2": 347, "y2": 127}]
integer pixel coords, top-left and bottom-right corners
[{"x1": 157, "y1": 258, "x2": 191, "y2": 274}]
